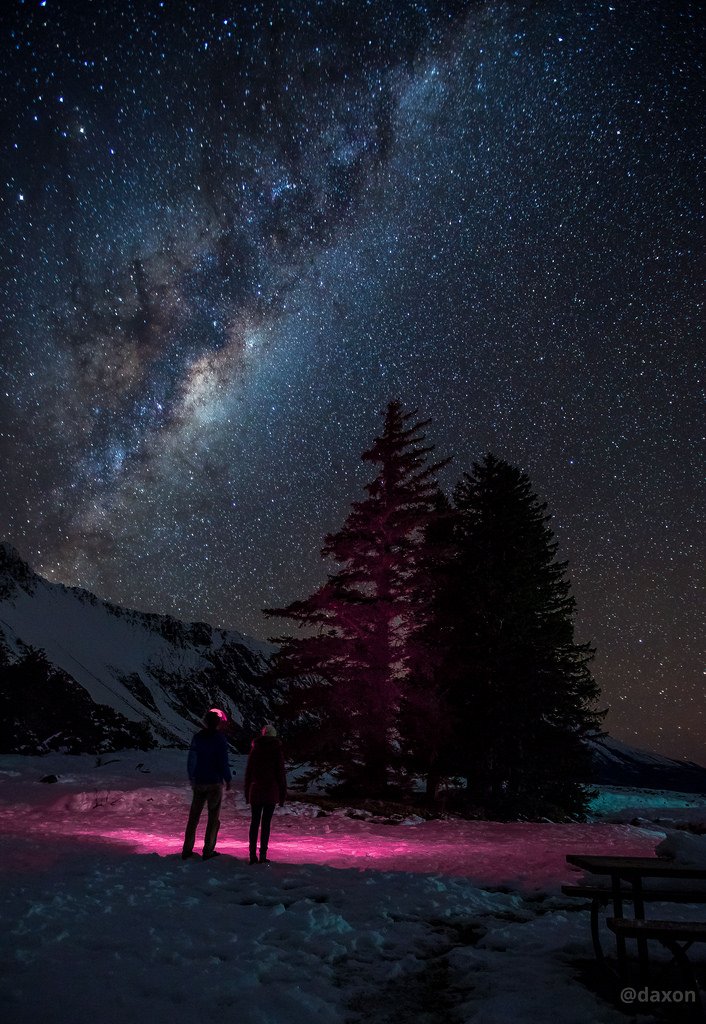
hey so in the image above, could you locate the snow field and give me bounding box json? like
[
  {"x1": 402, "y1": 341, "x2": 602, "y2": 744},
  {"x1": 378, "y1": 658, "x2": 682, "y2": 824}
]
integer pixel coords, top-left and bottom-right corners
[
  {"x1": 1, "y1": 750, "x2": 705, "y2": 1023},
  {"x1": 1, "y1": 850, "x2": 635, "y2": 1024}
]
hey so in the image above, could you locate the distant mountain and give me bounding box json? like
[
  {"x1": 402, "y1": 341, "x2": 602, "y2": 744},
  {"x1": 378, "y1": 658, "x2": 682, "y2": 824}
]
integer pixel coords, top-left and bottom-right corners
[
  {"x1": 2, "y1": 544, "x2": 704, "y2": 791},
  {"x1": 0, "y1": 543, "x2": 276, "y2": 755},
  {"x1": 589, "y1": 736, "x2": 706, "y2": 794}
]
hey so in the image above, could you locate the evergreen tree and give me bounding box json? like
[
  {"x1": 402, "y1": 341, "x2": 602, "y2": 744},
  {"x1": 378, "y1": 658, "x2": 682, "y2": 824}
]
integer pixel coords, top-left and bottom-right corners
[
  {"x1": 398, "y1": 487, "x2": 458, "y2": 798},
  {"x1": 0, "y1": 645, "x2": 152, "y2": 754},
  {"x1": 444, "y1": 454, "x2": 602, "y2": 818},
  {"x1": 265, "y1": 401, "x2": 449, "y2": 795}
]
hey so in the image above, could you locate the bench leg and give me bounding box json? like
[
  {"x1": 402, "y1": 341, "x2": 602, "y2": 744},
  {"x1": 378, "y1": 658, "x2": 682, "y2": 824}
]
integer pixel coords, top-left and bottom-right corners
[
  {"x1": 632, "y1": 878, "x2": 650, "y2": 987},
  {"x1": 590, "y1": 898, "x2": 607, "y2": 963},
  {"x1": 612, "y1": 876, "x2": 627, "y2": 977},
  {"x1": 660, "y1": 940, "x2": 703, "y2": 1020}
]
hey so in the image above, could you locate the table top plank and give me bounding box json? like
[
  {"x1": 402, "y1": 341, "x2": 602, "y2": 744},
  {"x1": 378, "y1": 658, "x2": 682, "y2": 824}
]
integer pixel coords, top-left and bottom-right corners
[
  {"x1": 566, "y1": 854, "x2": 706, "y2": 880},
  {"x1": 607, "y1": 917, "x2": 706, "y2": 942}
]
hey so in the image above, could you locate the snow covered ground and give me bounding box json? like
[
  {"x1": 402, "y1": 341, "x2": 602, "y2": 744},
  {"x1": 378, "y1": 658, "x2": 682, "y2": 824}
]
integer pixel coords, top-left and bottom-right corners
[{"x1": 1, "y1": 750, "x2": 705, "y2": 1024}]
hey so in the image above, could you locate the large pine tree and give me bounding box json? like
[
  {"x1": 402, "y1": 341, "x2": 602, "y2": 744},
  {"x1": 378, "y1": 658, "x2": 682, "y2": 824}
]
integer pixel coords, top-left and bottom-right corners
[
  {"x1": 265, "y1": 401, "x2": 448, "y2": 795},
  {"x1": 398, "y1": 487, "x2": 458, "y2": 798},
  {"x1": 443, "y1": 454, "x2": 602, "y2": 818}
]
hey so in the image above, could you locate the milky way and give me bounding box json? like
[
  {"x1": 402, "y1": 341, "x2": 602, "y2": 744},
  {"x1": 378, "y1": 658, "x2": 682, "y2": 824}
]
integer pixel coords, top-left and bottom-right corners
[{"x1": 0, "y1": 1, "x2": 703, "y2": 761}]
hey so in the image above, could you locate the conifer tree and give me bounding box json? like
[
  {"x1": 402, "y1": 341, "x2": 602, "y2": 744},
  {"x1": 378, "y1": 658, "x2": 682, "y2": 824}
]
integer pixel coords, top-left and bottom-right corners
[
  {"x1": 398, "y1": 487, "x2": 458, "y2": 798},
  {"x1": 265, "y1": 401, "x2": 449, "y2": 795},
  {"x1": 444, "y1": 454, "x2": 602, "y2": 818}
]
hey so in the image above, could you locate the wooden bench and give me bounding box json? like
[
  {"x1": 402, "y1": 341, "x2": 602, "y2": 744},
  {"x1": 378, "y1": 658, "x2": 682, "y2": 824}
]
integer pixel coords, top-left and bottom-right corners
[
  {"x1": 607, "y1": 917, "x2": 706, "y2": 997},
  {"x1": 565, "y1": 855, "x2": 706, "y2": 982},
  {"x1": 561, "y1": 884, "x2": 706, "y2": 963}
]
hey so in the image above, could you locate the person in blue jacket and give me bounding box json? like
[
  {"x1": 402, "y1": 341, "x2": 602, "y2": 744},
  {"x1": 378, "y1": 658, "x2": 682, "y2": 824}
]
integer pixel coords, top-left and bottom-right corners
[{"x1": 182, "y1": 708, "x2": 232, "y2": 860}]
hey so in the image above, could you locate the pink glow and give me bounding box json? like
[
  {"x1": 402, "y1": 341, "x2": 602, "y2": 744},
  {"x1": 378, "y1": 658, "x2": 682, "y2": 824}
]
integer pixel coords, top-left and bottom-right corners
[{"x1": 0, "y1": 807, "x2": 659, "y2": 888}]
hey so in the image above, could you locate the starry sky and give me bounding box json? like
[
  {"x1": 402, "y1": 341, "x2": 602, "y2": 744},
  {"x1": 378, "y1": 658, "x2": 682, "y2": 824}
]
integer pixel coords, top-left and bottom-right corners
[{"x1": 0, "y1": 1, "x2": 703, "y2": 762}]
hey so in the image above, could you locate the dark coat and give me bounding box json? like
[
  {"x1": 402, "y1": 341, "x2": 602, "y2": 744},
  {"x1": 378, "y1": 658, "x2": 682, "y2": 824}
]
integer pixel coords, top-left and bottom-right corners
[
  {"x1": 244, "y1": 735, "x2": 287, "y2": 806},
  {"x1": 187, "y1": 729, "x2": 232, "y2": 785}
]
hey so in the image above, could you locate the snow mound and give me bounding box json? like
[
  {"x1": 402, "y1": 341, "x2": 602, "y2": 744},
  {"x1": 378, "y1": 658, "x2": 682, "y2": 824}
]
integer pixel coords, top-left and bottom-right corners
[{"x1": 656, "y1": 830, "x2": 706, "y2": 868}]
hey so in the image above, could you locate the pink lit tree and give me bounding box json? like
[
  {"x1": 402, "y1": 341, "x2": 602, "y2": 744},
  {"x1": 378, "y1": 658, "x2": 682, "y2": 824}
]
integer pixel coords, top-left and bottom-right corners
[{"x1": 265, "y1": 401, "x2": 449, "y2": 795}]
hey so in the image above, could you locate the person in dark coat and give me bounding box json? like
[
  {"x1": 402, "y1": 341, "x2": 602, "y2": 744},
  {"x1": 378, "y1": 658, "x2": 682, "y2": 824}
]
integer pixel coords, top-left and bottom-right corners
[
  {"x1": 244, "y1": 724, "x2": 287, "y2": 864},
  {"x1": 182, "y1": 709, "x2": 232, "y2": 860}
]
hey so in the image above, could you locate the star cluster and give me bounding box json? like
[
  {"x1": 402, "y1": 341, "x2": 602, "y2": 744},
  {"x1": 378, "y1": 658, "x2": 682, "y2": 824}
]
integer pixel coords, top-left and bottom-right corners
[{"x1": 0, "y1": 1, "x2": 703, "y2": 761}]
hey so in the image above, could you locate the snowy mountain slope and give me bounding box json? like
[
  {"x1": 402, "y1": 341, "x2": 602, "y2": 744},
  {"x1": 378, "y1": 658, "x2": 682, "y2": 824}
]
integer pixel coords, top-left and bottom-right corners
[
  {"x1": 588, "y1": 735, "x2": 706, "y2": 793},
  {"x1": 0, "y1": 543, "x2": 275, "y2": 753}
]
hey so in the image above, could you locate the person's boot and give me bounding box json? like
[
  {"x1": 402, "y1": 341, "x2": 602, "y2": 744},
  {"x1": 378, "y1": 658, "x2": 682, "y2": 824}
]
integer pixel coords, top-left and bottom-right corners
[
  {"x1": 249, "y1": 845, "x2": 258, "y2": 865},
  {"x1": 259, "y1": 848, "x2": 270, "y2": 864}
]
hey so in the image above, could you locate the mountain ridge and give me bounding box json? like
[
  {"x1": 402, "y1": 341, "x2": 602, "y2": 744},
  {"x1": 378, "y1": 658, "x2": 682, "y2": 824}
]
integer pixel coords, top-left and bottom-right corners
[
  {"x1": 0, "y1": 542, "x2": 275, "y2": 754},
  {"x1": 589, "y1": 734, "x2": 706, "y2": 794}
]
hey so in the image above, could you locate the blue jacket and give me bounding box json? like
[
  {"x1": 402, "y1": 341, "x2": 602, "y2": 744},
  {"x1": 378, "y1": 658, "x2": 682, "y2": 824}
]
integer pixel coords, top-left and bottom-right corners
[{"x1": 187, "y1": 729, "x2": 232, "y2": 785}]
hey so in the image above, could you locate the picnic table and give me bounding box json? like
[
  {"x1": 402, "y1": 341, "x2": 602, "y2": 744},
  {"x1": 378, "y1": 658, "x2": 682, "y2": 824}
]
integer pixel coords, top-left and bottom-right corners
[{"x1": 564, "y1": 854, "x2": 706, "y2": 988}]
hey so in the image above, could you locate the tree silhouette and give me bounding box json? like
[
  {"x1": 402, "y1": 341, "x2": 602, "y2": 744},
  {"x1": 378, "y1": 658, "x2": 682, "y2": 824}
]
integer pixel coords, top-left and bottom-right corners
[
  {"x1": 398, "y1": 487, "x2": 458, "y2": 798},
  {"x1": 443, "y1": 454, "x2": 602, "y2": 817}
]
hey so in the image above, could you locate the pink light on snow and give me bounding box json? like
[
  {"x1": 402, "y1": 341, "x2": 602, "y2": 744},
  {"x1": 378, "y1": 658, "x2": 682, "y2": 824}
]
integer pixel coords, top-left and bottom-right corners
[{"x1": 0, "y1": 801, "x2": 660, "y2": 887}]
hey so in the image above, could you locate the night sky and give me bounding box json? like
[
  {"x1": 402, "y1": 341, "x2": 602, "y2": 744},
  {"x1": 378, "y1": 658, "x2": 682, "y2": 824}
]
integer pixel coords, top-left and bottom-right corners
[{"x1": 0, "y1": 1, "x2": 703, "y2": 762}]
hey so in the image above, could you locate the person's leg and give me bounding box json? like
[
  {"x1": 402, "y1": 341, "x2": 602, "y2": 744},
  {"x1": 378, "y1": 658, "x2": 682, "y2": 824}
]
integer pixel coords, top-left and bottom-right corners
[
  {"x1": 182, "y1": 786, "x2": 208, "y2": 857},
  {"x1": 259, "y1": 804, "x2": 276, "y2": 861},
  {"x1": 202, "y1": 785, "x2": 223, "y2": 857},
  {"x1": 249, "y1": 804, "x2": 263, "y2": 863}
]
